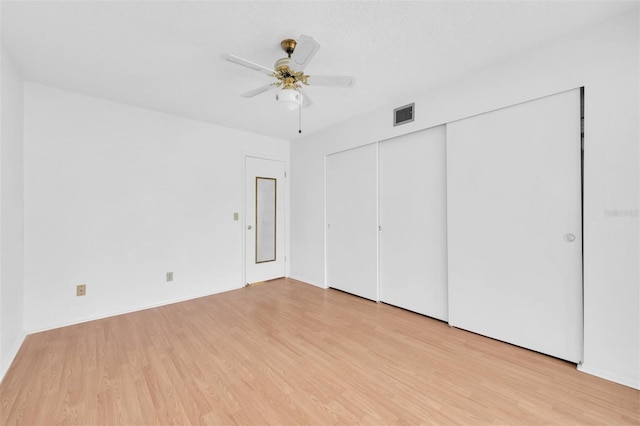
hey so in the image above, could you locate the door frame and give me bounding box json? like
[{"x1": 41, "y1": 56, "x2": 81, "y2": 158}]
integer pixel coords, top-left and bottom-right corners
[{"x1": 241, "y1": 152, "x2": 289, "y2": 286}]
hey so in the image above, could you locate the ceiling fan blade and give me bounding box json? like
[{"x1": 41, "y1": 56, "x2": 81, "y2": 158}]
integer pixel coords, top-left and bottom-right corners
[
  {"x1": 297, "y1": 87, "x2": 313, "y2": 107},
  {"x1": 240, "y1": 84, "x2": 277, "y2": 98},
  {"x1": 308, "y1": 75, "x2": 356, "y2": 88},
  {"x1": 221, "y1": 53, "x2": 275, "y2": 76},
  {"x1": 290, "y1": 35, "x2": 321, "y2": 72}
]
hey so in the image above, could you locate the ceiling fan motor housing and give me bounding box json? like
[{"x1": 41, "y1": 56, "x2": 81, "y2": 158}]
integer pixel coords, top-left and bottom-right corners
[{"x1": 274, "y1": 57, "x2": 291, "y2": 72}]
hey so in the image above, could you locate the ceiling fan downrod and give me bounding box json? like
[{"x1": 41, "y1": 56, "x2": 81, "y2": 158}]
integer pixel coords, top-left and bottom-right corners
[{"x1": 280, "y1": 39, "x2": 297, "y2": 58}]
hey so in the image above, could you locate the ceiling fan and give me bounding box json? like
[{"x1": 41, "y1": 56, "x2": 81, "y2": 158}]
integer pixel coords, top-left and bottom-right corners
[{"x1": 221, "y1": 35, "x2": 356, "y2": 111}]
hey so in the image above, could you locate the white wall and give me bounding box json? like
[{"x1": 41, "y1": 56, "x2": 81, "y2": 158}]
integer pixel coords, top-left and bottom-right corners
[
  {"x1": 290, "y1": 10, "x2": 639, "y2": 389},
  {"x1": 23, "y1": 83, "x2": 289, "y2": 332},
  {"x1": 0, "y1": 45, "x2": 25, "y2": 379}
]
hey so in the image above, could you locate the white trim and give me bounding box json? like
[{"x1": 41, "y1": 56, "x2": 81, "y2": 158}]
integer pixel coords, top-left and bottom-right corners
[
  {"x1": 287, "y1": 274, "x2": 324, "y2": 288},
  {"x1": 323, "y1": 154, "x2": 328, "y2": 289},
  {"x1": 26, "y1": 285, "x2": 242, "y2": 335},
  {"x1": 240, "y1": 152, "x2": 247, "y2": 286},
  {"x1": 0, "y1": 331, "x2": 27, "y2": 385},
  {"x1": 375, "y1": 141, "x2": 380, "y2": 302},
  {"x1": 3, "y1": 285, "x2": 243, "y2": 383},
  {"x1": 578, "y1": 363, "x2": 640, "y2": 390}
]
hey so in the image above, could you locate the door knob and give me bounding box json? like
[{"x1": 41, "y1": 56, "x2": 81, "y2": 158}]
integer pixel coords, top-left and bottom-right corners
[
  {"x1": 563, "y1": 233, "x2": 576, "y2": 242},
  {"x1": 248, "y1": 225, "x2": 252, "y2": 230}
]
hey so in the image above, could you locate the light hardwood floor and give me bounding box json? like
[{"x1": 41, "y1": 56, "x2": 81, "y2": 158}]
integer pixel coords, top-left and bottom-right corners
[{"x1": 1, "y1": 278, "x2": 638, "y2": 425}]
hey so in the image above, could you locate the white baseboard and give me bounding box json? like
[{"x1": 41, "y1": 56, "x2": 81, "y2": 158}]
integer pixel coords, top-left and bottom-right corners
[
  {"x1": 578, "y1": 363, "x2": 640, "y2": 390},
  {"x1": 1, "y1": 331, "x2": 27, "y2": 384},
  {"x1": 287, "y1": 274, "x2": 324, "y2": 288},
  {"x1": 26, "y1": 284, "x2": 243, "y2": 335},
  {"x1": 3, "y1": 285, "x2": 245, "y2": 384}
]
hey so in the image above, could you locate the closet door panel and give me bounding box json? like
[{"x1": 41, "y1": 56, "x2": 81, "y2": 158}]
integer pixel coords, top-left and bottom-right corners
[
  {"x1": 379, "y1": 126, "x2": 448, "y2": 320},
  {"x1": 326, "y1": 144, "x2": 378, "y2": 300},
  {"x1": 447, "y1": 89, "x2": 582, "y2": 362}
]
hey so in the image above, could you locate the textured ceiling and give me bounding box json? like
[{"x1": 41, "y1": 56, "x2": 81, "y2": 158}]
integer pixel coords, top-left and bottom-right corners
[{"x1": 1, "y1": 1, "x2": 636, "y2": 140}]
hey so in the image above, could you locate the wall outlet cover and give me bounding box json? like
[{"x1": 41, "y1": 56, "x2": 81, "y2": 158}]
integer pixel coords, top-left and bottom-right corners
[{"x1": 76, "y1": 284, "x2": 86, "y2": 296}]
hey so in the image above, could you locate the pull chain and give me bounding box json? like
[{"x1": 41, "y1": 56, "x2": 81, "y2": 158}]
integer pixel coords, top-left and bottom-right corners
[{"x1": 298, "y1": 99, "x2": 302, "y2": 134}]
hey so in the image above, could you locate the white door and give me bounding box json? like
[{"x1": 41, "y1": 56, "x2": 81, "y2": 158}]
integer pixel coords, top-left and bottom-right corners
[
  {"x1": 379, "y1": 126, "x2": 448, "y2": 320},
  {"x1": 326, "y1": 144, "x2": 378, "y2": 300},
  {"x1": 447, "y1": 89, "x2": 582, "y2": 362},
  {"x1": 245, "y1": 156, "x2": 285, "y2": 284}
]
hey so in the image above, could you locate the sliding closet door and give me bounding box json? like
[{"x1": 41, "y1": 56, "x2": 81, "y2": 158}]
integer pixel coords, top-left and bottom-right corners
[
  {"x1": 447, "y1": 89, "x2": 582, "y2": 362},
  {"x1": 326, "y1": 144, "x2": 378, "y2": 300},
  {"x1": 379, "y1": 126, "x2": 448, "y2": 320}
]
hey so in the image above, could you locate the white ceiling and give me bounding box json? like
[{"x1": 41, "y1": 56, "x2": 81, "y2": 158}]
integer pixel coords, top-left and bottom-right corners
[{"x1": 1, "y1": 1, "x2": 636, "y2": 141}]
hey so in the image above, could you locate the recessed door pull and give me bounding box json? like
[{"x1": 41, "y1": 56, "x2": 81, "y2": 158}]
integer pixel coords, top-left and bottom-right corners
[{"x1": 563, "y1": 233, "x2": 576, "y2": 242}]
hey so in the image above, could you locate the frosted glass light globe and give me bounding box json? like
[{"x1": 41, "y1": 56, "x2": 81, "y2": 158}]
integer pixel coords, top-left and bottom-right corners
[{"x1": 276, "y1": 88, "x2": 302, "y2": 111}]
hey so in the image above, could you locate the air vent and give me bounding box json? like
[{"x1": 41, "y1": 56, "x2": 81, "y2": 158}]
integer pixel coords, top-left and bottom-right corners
[{"x1": 393, "y1": 103, "x2": 415, "y2": 126}]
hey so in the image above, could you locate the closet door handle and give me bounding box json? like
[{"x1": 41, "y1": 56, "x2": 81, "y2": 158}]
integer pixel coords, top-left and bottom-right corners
[{"x1": 563, "y1": 233, "x2": 575, "y2": 242}]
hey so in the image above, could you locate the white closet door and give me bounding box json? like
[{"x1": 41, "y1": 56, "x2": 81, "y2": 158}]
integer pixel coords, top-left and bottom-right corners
[
  {"x1": 447, "y1": 89, "x2": 582, "y2": 362},
  {"x1": 379, "y1": 126, "x2": 448, "y2": 320},
  {"x1": 326, "y1": 144, "x2": 378, "y2": 300}
]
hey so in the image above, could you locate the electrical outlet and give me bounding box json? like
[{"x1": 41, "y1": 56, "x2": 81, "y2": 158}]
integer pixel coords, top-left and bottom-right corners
[
  {"x1": 76, "y1": 284, "x2": 86, "y2": 296},
  {"x1": 166, "y1": 272, "x2": 173, "y2": 282}
]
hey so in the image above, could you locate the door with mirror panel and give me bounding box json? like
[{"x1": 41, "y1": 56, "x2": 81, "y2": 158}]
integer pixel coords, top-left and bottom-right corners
[{"x1": 245, "y1": 156, "x2": 285, "y2": 284}]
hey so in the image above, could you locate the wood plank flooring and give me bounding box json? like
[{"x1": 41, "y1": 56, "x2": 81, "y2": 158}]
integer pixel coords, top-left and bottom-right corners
[{"x1": 1, "y1": 278, "x2": 638, "y2": 425}]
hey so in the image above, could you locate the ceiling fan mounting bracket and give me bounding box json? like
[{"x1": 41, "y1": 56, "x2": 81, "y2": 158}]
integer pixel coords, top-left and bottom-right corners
[{"x1": 280, "y1": 39, "x2": 297, "y2": 57}]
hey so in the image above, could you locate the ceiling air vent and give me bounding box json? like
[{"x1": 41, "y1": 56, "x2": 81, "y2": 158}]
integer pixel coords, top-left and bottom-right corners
[{"x1": 393, "y1": 103, "x2": 415, "y2": 126}]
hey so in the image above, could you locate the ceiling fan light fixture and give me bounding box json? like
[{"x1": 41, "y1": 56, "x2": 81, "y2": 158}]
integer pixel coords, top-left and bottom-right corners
[
  {"x1": 222, "y1": 35, "x2": 355, "y2": 120},
  {"x1": 276, "y1": 87, "x2": 302, "y2": 111}
]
